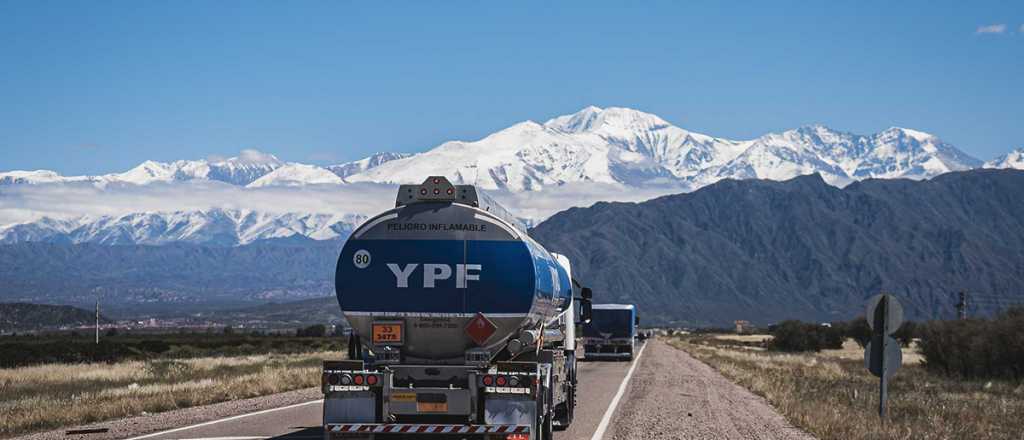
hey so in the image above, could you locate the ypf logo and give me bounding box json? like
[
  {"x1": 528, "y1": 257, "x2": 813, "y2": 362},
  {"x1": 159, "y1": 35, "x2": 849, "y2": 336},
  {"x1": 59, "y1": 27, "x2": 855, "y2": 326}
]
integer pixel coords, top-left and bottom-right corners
[{"x1": 386, "y1": 263, "x2": 482, "y2": 288}]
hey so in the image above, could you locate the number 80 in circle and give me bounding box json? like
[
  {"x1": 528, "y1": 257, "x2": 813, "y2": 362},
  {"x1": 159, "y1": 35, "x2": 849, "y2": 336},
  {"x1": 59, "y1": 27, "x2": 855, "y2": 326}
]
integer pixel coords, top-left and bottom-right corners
[{"x1": 353, "y1": 249, "x2": 371, "y2": 269}]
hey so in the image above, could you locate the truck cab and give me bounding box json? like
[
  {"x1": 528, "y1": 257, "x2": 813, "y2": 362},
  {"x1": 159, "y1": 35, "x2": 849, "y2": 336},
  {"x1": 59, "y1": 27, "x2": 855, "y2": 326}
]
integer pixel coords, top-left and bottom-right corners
[{"x1": 581, "y1": 304, "x2": 638, "y2": 361}]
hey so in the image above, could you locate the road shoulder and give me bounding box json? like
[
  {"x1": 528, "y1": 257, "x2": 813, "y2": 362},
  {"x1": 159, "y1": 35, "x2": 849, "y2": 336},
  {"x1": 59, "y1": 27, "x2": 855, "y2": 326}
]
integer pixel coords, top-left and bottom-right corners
[
  {"x1": 12, "y1": 387, "x2": 322, "y2": 440},
  {"x1": 610, "y1": 339, "x2": 815, "y2": 440}
]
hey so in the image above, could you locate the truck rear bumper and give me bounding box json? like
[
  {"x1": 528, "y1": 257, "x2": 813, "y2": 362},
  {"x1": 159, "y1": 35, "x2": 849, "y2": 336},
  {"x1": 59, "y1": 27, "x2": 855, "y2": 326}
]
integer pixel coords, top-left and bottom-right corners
[{"x1": 326, "y1": 423, "x2": 529, "y2": 435}]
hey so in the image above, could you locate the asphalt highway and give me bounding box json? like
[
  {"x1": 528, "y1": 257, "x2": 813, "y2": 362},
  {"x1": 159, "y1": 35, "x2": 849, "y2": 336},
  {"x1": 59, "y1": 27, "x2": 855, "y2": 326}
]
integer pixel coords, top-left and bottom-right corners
[{"x1": 120, "y1": 350, "x2": 639, "y2": 440}]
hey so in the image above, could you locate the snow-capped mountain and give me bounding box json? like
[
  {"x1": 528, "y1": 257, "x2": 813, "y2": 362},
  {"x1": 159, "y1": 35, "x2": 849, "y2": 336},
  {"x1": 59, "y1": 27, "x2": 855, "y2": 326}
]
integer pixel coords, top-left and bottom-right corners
[
  {"x1": 327, "y1": 152, "x2": 412, "y2": 180},
  {"x1": 689, "y1": 125, "x2": 982, "y2": 188},
  {"x1": 248, "y1": 164, "x2": 344, "y2": 187},
  {"x1": 2, "y1": 106, "x2": 1017, "y2": 247},
  {"x1": 0, "y1": 170, "x2": 93, "y2": 185},
  {"x1": 105, "y1": 149, "x2": 287, "y2": 185},
  {"x1": 0, "y1": 150, "x2": 286, "y2": 187},
  {"x1": 0, "y1": 106, "x2": 1001, "y2": 193},
  {"x1": 984, "y1": 148, "x2": 1024, "y2": 170},
  {"x1": 346, "y1": 107, "x2": 983, "y2": 190},
  {"x1": 0, "y1": 209, "x2": 364, "y2": 246}
]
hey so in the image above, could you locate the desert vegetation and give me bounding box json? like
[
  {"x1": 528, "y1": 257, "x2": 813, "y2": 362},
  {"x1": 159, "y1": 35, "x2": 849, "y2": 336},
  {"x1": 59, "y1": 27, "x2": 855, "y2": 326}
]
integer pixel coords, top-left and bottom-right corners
[
  {"x1": 673, "y1": 309, "x2": 1024, "y2": 440},
  {"x1": 0, "y1": 328, "x2": 343, "y2": 368},
  {"x1": 0, "y1": 350, "x2": 340, "y2": 438}
]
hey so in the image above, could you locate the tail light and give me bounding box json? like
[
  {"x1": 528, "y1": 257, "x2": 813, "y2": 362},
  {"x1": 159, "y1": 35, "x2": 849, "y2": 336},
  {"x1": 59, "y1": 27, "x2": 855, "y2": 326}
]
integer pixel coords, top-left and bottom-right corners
[
  {"x1": 482, "y1": 375, "x2": 494, "y2": 386},
  {"x1": 353, "y1": 374, "x2": 364, "y2": 385},
  {"x1": 366, "y1": 374, "x2": 379, "y2": 386},
  {"x1": 495, "y1": 376, "x2": 507, "y2": 386},
  {"x1": 506, "y1": 434, "x2": 529, "y2": 440}
]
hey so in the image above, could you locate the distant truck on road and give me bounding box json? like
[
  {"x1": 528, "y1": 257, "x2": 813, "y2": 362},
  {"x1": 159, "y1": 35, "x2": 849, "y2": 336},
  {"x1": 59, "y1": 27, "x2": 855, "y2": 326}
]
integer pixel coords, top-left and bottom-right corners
[
  {"x1": 321, "y1": 176, "x2": 593, "y2": 440},
  {"x1": 582, "y1": 304, "x2": 638, "y2": 361}
]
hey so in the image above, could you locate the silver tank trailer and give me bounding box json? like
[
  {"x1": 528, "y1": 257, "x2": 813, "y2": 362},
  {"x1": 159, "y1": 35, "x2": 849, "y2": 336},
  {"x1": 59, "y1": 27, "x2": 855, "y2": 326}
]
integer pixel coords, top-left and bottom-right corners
[{"x1": 335, "y1": 177, "x2": 573, "y2": 364}]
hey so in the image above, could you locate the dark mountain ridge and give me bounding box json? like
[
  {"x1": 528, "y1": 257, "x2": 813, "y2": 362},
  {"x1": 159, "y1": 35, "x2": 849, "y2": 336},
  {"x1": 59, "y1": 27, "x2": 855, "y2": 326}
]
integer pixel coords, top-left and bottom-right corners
[
  {"x1": 0, "y1": 303, "x2": 111, "y2": 331},
  {"x1": 530, "y1": 169, "x2": 1024, "y2": 326}
]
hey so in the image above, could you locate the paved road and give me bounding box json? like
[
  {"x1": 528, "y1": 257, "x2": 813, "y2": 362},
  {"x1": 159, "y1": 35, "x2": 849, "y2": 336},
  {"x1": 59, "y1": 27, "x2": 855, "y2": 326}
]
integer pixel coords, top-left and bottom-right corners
[
  {"x1": 30, "y1": 339, "x2": 810, "y2": 440},
  {"x1": 125, "y1": 349, "x2": 641, "y2": 440}
]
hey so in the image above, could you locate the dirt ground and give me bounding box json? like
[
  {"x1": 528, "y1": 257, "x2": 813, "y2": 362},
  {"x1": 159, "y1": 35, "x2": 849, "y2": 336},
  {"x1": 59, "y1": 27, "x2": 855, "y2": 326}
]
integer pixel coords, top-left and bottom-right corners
[{"x1": 610, "y1": 338, "x2": 815, "y2": 440}]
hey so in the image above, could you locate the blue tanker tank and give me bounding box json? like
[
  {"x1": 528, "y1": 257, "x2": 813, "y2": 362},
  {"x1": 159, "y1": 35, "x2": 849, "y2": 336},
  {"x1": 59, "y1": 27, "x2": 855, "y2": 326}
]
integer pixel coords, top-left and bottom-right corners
[{"x1": 336, "y1": 176, "x2": 573, "y2": 363}]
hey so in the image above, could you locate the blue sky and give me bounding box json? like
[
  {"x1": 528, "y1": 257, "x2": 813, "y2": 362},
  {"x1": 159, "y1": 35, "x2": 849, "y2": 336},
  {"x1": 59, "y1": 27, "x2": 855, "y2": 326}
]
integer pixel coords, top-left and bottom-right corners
[{"x1": 1, "y1": 0, "x2": 1021, "y2": 174}]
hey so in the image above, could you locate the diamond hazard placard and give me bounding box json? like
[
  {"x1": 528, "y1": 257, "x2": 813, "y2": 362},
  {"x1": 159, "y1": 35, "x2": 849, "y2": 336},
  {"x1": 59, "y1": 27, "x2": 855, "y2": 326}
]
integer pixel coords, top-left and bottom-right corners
[{"x1": 465, "y1": 313, "x2": 497, "y2": 346}]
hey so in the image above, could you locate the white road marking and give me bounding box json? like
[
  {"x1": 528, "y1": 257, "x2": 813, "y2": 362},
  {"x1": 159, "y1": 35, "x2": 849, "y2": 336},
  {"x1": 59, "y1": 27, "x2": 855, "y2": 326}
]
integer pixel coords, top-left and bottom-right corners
[
  {"x1": 177, "y1": 437, "x2": 268, "y2": 440},
  {"x1": 121, "y1": 400, "x2": 322, "y2": 440},
  {"x1": 589, "y1": 341, "x2": 648, "y2": 440}
]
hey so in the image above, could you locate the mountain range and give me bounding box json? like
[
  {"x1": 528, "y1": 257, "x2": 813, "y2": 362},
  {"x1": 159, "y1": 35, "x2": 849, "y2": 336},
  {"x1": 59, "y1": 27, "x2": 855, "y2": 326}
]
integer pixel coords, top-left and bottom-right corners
[
  {"x1": 531, "y1": 168, "x2": 1024, "y2": 326},
  {"x1": 4, "y1": 169, "x2": 1021, "y2": 325},
  {"x1": 3, "y1": 107, "x2": 1017, "y2": 193},
  {"x1": 2, "y1": 106, "x2": 1021, "y2": 247}
]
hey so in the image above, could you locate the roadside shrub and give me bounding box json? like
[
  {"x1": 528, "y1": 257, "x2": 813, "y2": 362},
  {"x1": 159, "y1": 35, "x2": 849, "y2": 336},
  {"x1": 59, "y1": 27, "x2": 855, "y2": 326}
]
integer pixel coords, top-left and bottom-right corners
[
  {"x1": 297, "y1": 324, "x2": 327, "y2": 337},
  {"x1": 768, "y1": 320, "x2": 844, "y2": 352},
  {"x1": 918, "y1": 307, "x2": 1024, "y2": 381},
  {"x1": 838, "y1": 317, "x2": 917, "y2": 348}
]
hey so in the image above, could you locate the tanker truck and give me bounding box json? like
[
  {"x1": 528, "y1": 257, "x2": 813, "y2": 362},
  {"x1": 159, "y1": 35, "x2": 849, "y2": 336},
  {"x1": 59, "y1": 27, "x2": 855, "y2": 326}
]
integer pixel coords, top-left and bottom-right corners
[
  {"x1": 582, "y1": 304, "x2": 637, "y2": 361},
  {"x1": 321, "y1": 176, "x2": 593, "y2": 440}
]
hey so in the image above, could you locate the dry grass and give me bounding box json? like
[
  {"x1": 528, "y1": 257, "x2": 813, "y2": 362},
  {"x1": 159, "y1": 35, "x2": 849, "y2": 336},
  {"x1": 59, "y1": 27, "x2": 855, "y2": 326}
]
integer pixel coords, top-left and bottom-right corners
[
  {"x1": 0, "y1": 351, "x2": 339, "y2": 438},
  {"x1": 713, "y1": 333, "x2": 773, "y2": 343},
  {"x1": 670, "y1": 336, "x2": 1024, "y2": 440}
]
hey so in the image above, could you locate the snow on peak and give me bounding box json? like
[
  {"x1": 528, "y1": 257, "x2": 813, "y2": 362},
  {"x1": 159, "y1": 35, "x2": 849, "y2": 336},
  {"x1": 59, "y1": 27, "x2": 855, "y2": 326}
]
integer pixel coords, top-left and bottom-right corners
[
  {"x1": 247, "y1": 163, "x2": 344, "y2": 187},
  {"x1": 544, "y1": 106, "x2": 670, "y2": 133},
  {"x1": 883, "y1": 127, "x2": 935, "y2": 142},
  {"x1": 214, "y1": 149, "x2": 284, "y2": 166},
  {"x1": 328, "y1": 152, "x2": 412, "y2": 180},
  {"x1": 0, "y1": 208, "x2": 366, "y2": 246},
  {"x1": 984, "y1": 148, "x2": 1024, "y2": 170}
]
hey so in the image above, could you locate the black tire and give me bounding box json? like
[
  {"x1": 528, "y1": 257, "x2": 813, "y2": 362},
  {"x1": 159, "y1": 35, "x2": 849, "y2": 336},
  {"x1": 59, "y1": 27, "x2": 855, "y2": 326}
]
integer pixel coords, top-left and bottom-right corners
[
  {"x1": 535, "y1": 381, "x2": 554, "y2": 440},
  {"x1": 542, "y1": 405, "x2": 554, "y2": 440},
  {"x1": 553, "y1": 364, "x2": 576, "y2": 430}
]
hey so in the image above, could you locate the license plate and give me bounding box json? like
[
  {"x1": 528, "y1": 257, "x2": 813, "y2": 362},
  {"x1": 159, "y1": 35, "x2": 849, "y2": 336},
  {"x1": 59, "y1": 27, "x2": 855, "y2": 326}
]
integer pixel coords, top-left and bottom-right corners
[
  {"x1": 372, "y1": 322, "x2": 403, "y2": 344},
  {"x1": 416, "y1": 402, "x2": 448, "y2": 412}
]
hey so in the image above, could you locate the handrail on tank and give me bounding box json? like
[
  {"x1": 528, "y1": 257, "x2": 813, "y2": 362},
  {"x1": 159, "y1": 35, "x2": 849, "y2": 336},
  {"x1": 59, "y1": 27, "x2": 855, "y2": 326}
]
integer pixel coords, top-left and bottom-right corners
[{"x1": 394, "y1": 176, "x2": 528, "y2": 233}]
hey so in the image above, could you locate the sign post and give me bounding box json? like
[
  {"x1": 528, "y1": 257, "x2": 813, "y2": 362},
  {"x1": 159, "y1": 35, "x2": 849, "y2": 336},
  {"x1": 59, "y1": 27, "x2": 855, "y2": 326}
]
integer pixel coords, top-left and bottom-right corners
[{"x1": 864, "y1": 293, "x2": 903, "y2": 420}]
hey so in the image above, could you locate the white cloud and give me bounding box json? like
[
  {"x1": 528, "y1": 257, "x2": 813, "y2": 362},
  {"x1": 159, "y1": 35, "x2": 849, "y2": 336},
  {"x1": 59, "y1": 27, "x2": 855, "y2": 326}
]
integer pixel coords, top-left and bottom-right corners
[
  {"x1": 976, "y1": 24, "x2": 1007, "y2": 34},
  {"x1": 0, "y1": 181, "x2": 396, "y2": 226},
  {"x1": 0, "y1": 180, "x2": 690, "y2": 230}
]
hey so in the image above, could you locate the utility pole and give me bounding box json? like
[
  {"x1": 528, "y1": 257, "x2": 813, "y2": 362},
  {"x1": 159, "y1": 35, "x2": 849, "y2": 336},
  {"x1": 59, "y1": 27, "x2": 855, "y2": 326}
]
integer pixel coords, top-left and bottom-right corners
[
  {"x1": 956, "y1": 291, "x2": 968, "y2": 320},
  {"x1": 95, "y1": 292, "x2": 100, "y2": 344}
]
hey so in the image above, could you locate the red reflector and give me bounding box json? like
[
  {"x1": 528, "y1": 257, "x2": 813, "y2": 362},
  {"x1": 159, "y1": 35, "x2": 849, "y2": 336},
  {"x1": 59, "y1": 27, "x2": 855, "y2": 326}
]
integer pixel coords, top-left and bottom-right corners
[
  {"x1": 433, "y1": 178, "x2": 440, "y2": 184},
  {"x1": 366, "y1": 374, "x2": 378, "y2": 385},
  {"x1": 496, "y1": 376, "x2": 507, "y2": 386},
  {"x1": 433, "y1": 188, "x2": 440, "y2": 195},
  {"x1": 506, "y1": 434, "x2": 529, "y2": 440},
  {"x1": 482, "y1": 375, "x2": 493, "y2": 386},
  {"x1": 353, "y1": 374, "x2": 364, "y2": 385}
]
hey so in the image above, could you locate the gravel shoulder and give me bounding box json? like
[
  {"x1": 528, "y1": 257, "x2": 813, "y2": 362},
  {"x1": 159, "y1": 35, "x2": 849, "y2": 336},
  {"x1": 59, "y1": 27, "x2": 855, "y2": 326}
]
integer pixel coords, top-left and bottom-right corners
[
  {"x1": 610, "y1": 339, "x2": 815, "y2": 440},
  {"x1": 11, "y1": 387, "x2": 322, "y2": 440}
]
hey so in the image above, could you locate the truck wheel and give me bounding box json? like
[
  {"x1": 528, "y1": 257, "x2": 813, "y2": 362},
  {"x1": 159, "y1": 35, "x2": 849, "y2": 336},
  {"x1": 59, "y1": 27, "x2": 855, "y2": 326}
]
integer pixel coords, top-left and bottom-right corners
[
  {"x1": 536, "y1": 385, "x2": 554, "y2": 440},
  {"x1": 553, "y1": 370, "x2": 576, "y2": 430},
  {"x1": 542, "y1": 409, "x2": 553, "y2": 440}
]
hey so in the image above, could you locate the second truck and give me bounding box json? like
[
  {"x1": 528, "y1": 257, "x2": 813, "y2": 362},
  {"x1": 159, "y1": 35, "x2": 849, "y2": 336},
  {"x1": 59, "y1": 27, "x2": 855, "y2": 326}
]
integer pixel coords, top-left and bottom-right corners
[
  {"x1": 581, "y1": 304, "x2": 638, "y2": 361},
  {"x1": 321, "y1": 176, "x2": 593, "y2": 440}
]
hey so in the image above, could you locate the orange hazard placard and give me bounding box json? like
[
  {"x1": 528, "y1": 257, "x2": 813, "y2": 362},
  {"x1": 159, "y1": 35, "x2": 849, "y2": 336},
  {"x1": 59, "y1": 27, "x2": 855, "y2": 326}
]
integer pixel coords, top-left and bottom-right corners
[{"x1": 372, "y1": 322, "x2": 403, "y2": 344}]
